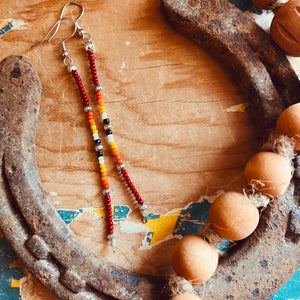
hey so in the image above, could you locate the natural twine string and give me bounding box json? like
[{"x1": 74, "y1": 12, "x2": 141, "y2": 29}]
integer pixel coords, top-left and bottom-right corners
[
  {"x1": 166, "y1": 274, "x2": 194, "y2": 296},
  {"x1": 166, "y1": 132, "x2": 295, "y2": 297},
  {"x1": 199, "y1": 221, "x2": 223, "y2": 247},
  {"x1": 262, "y1": 131, "x2": 295, "y2": 159}
]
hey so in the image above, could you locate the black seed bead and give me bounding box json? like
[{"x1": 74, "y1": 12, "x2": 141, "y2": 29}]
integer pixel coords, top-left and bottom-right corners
[
  {"x1": 105, "y1": 129, "x2": 112, "y2": 135},
  {"x1": 103, "y1": 118, "x2": 110, "y2": 125},
  {"x1": 94, "y1": 139, "x2": 101, "y2": 145},
  {"x1": 97, "y1": 151, "x2": 104, "y2": 157}
]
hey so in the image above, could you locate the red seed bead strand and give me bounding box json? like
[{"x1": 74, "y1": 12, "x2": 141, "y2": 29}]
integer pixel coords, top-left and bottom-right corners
[
  {"x1": 71, "y1": 69, "x2": 115, "y2": 248},
  {"x1": 86, "y1": 49, "x2": 148, "y2": 223}
]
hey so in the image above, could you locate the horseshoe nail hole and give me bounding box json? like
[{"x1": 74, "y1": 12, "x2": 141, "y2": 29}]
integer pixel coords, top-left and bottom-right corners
[{"x1": 0, "y1": 88, "x2": 4, "y2": 93}]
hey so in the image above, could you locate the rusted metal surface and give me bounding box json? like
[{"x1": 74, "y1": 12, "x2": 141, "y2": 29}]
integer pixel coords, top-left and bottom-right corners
[
  {"x1": 0, "y1": 56, "x2": 164, "y2": 300},
  {"x1": 161, "y1": 0, "x2": 300, "y2": 134},
  {"x1": 0, "y1": 0, "x2": 299, "y2": 298}
]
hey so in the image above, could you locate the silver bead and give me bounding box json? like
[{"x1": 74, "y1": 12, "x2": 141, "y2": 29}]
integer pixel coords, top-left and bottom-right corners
[
  {"x1": 95, "y1": 85, "x2": 102, "y2": 92},
  {"x1": 62, "y1": 50, "x2": 69, "y2": 58},
  {"x1": 103, "y1": 188, "x2": 111, "y2": 195},
  {"x1": 84, "y1": 41, "x2": 94, "y2": 51},
  {"x1": 78, "y1": 29, "x2": 86, "y2": 37},
  {"x1": 95, "y1": 144, "x2": 103, "y2": 151},
  {"x1": 139, "y1": 204, "x2": 148, "y2": 211},
  {"x1": 116, "y1": 163, "x2": 125, "y2": 171},
  {"x1": 104, "y1": 124, "x2": 112, "y2": 131},
  {"x1": 83, "y1": 106, "x2": 92, "y2": 112},
  {"x1": 67, "y1": 64, "x2": 77, "y2": 72}
]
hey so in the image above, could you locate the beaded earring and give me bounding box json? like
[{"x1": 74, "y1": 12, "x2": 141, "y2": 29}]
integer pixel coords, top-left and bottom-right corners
[{"x1": 32, "y1": 7, "x2": 148, "y2": 252}]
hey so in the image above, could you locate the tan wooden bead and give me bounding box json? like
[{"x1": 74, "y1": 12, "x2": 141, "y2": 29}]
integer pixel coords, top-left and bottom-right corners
[
  {"x1": 244, "y1": 152, "x2": 292, "y2": 197},
  {"x1": 209, "y1": 192, "x2": 259, "y2": 241},
  {"x1": 171, "y1": 235, "x2": 218, "y2": 284},
  {"x1": 276, "y1": 103, "x2": 300, "y2": 150},
  {"x1": 270, "y1": 0, "x2": 300, "y2": 56}
]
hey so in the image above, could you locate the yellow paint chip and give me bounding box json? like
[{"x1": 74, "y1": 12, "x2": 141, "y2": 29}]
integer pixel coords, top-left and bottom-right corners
[
  {"x1": 92, "y1": 208, "x2": 107, "y2": 219},
  {"x1": 144, "y1": 210, "x2": 181, "y2": 246},
  {"x1": 0, "y1": 20, "x2": 10, "y2": 29},
  {"x1": 225, "y1": 102, "x2": 249, "y2": 112},
  {"x1": 236, "y1": 102, "x2": 249, "y2": 112},
  {"x1": 11, "y1": 279, "x2": 20, "y2": 288}
]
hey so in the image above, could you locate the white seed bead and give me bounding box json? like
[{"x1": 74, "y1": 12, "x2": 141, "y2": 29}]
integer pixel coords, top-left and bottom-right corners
[
  {"x1": 102, "y1": 113, "x2": 108, "y2": 120},
  {"x1": 98, "y1": 156, "x2": 105, "y2": 164},
  {"x1": 107, "y1": 134, "x2": 114, "y2": 142},
  {"x1": 93, "y1": 133, "x2": 99, "y2": 140}
]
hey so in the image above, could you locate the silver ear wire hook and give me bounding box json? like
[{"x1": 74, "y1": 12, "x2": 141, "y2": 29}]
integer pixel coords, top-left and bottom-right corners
[
  {"x1": 31, "y1": 17, "x2": 78, "y2": 73},
  {"x1": 50, "y1": 2, "x2": 84, "y2": 41},
  {"x1": 31, "y1": 17, "x2": 78, "y2": 50}
]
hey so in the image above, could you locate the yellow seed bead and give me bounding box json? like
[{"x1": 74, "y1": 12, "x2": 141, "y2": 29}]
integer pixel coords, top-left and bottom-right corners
[
  {"x1": 92, "y1": 129, "x2": 98, "y2": 134},
  {"x1": 110, "y1": 141, "x2": 117, "y2": 149},
  {"x1": 100, "y1": 106, "x2": 106, "y2": 113},
  {"x1": 91, "y1": 125, "x2": 97, "y2": 131}
]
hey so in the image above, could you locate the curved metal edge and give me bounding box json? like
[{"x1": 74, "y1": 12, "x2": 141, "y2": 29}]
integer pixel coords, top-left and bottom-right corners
[
  {"x1": 0, "y1": 56, "x2": 165, "y2": 300},
  {"x1": 160, "y1": 0, "x2": 300, "y2": 298},
  {"x1": 160, "y1": 0, "x2": 300, "y2": 134}
]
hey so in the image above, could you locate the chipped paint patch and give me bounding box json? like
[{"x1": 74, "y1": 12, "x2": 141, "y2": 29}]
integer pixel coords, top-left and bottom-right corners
[
  {"x1": 57, "y1": 209, "x2": 83, "y2": 225},
  {"x1": 10, "y1": 279, "x2": 20, "y2": 288},
  {"x1": 226, "y1": 102, "x2": 250, "y2": 112},
  {"x1": 0, "y1": 19, "x2": 29, "y2": 38}
]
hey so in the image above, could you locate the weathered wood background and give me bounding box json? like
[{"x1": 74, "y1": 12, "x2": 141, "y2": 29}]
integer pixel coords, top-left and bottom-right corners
[{"x1": 0, "y1": 0, "x2": 299, "y2": 299}]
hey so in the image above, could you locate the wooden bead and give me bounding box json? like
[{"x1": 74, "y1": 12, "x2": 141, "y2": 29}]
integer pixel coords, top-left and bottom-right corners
[
  {"x1": 208, "y1": 192, "x2": 259, "y2": 241},
  {"x1": 270, "y1": 0, "x2": 300, "y2": 57},
  {"x1": 276, "y1": 103, "x2": 300, "y2": 150},
  {"x1": 170, "y1": 294, "x2": 201, "y2": 300},
  {"x1": 171, "y1": 235, "x2": 218, "y2": 284},
  {"x1": 244, "y1": 152, "x2": 292, "y2": 197}
]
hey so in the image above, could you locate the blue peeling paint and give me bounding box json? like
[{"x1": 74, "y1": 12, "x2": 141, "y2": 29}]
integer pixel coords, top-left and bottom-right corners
[
  {"x1": 113, "y1": 205, "x2": 130, "y2": 222},
  {"x1": 174, "y1": 200, "x2": 210, "y2": 236},
  {"x1": 270, "y1": 269, "x2": 300, "y2": 300},
  {"x1": 0, "y1": 237, "x2": 23, "y2": 300},
  {"x1": 57, "y1": 209, "x2": 83, "y2": 225},
  {"x1": 0, "y1": 21, "x2": 13, "y2": 38}
]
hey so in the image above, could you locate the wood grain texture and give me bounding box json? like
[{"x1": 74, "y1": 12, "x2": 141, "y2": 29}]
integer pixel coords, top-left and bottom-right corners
[{"x1": 0, "y1": 0, "x2": 299, "y2": 299}]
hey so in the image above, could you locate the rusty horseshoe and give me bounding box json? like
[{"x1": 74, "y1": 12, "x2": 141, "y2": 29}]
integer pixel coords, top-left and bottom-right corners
[{"x1": 0, "y1": 0, "x2": 299, "y2": 299}]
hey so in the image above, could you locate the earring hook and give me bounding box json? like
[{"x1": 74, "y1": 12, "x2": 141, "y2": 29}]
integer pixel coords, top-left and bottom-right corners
[
  {"x1": 50, "y1": 2, "x2": 84, "y2": 40},
  {"x1": 31, "y1": 17, "x2": 78, "y2": 51}
]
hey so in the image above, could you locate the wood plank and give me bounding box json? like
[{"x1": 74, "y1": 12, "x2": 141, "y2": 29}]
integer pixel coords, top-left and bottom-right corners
[{"x1": 0, "y1": 0, "x2": 299, "y2": 299}]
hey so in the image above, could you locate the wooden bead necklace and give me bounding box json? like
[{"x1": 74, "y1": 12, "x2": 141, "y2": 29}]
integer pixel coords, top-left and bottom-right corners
[{"x1": 32, "y1": 2, "x2": 300, "y2": 299}]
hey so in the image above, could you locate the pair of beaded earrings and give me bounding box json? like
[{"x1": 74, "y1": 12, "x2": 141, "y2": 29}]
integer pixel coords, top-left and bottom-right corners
[{"x1": 32, "y1": 2, "x2": 148, "y2": 252}]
